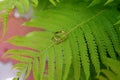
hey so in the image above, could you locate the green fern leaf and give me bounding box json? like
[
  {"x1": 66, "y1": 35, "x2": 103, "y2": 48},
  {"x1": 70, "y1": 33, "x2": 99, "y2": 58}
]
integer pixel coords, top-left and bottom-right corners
[
  {"x1": 2, "y1": 11, "x2": 9, "y2": 38},
  {"x1": 69, "y1": 33, "x2": 81, "y2": 80},
  {"x1": 101, "y1": 70, "x2": 116, "y2": 80},
  {"x1": 48, "y1": 48, "x2": 55, "y2": 80},
  {"x1": 33, "y1": 58, "x2": 40, "y2": 80},
  {"x1": 39, "y1": 52, "x2": 47, "y2": 80},
  {"x1": 49, "y1": 0, "x2": 60, "y2": 6},
  {"x1": 88, "y1": 0, "x2": 101, "y2": 7},
  {"x1": 76, "y1": 29, "x2": 90, "y2": 80},
  {"x1": 12, "y1": 63, "x2": 27, "y2": 69},
  {"x1": 15, "y1": 1, "x2": 24, "y2": 14},
  {"x1": 82, "y1": 24, "x2": 100, "y2": 75},
  {"x1": 4, "y1": 1, "x2": 120, "y2": 80},
  {"x1": 12, "y1": 63, "x2": 30, "y2": 80},
  {"x1": 115, "y1": 20, "x2": 120, "y2": 25},
  {"x1": 7, "y1": 32, "x2": 52, "y2": 50},
  {"x1": 5, "y1": 49, "x2": 39, "y2": 58},
  {"x1": 88, "y1": 21, "x2": 107, "y2": 63},
  {"x1": 97, "y1": 76, "x2": 107, "y2": 80},
  {"x1": 49, "y1": 0, "x2": 57, "y2": 6},
  {"x1": 104, "y1": 0, "x2": 114, "y2": 5},
  {"x1": 7, "y1": 55, "x2": 32, "y2": 63},
  {"x1": 93, "y1": 16, "x2": 117, "y2": 59},
  {"x1": 97, "y1": 15, "x2": 120, "y2": 55},
  {"x1": 62, "y1": 39, "x2": 72, "y2": 80},
  {"x1": 19, "y1": 0, "x2": 30, "y2": 11},
  {"x1": 54, "y1": 44, "x2": 63, "y2": 80},
  {"x1": 30, "y1": 0, "x2": 39, "y2": 7},
  {"x1": 103, "y1": 57, "x2": 120, "y2": 75},
  {"x1": 25, "y1": 63, "x2": 32, "y2": 80},
  {"x1": 98, "y1": 58, "x2": 120, "y2": 80},
  {"x1": 0, "y1": 7, "x2": 13, "y2": 39}
]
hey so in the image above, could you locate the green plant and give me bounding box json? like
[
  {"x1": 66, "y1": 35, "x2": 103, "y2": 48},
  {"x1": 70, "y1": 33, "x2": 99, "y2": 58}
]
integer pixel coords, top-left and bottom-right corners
[
  {"x1": 0, "y1": 0, "x2": 38, "y2": 38},
  {"x1": 97, "y1": 57, "x2": 120, "y2": 80},
  {"x1": 0, "y1": 0, "x2": 120, "y2": 80}
]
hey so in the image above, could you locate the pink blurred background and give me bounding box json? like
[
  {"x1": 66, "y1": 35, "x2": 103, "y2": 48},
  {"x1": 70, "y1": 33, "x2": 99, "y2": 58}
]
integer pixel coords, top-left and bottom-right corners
[{"x1": 0, "y1": 10, "x2": 41, "y2": 80}]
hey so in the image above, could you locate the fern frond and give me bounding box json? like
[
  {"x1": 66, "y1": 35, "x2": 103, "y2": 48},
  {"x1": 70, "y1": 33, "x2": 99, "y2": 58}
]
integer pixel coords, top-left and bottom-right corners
[
  {"x1": 76, "y1": 28, "x2": 90, "y2": 80},
  {"x1": 30, "y1": 0, "x2": 39, "y2": 7},
  {"x1": 7, "y1": 32, "x2": 52, "y2": 50},
  {"x1": 4, "y1": 1, "x2": 120, "y2": 80},
  {"x1": 115, "y1": 20, "x2": 120, "y2": 25},
  {"x1": 93, "y1": 16, "x2": 117, "y2": 59},
  {"x1": 13, "y1": 62, "x2": 32, "y2": 80},
  {"x1": 2, "y1": 9, "x2": 11, "y2": 38},
  {"x1": 0, "y1": 0, "x2": 39, "y2": 38},
  {"x1": 88, "y1": 21, "x2": 107, "y2": 63},
  {"x1": 104, "y1": 0, "x2": 114, "y2": 5},
  {"x1": 69, "y1": 33, "x2": 81, "y2": 80},
  {"x1": 101, "y1": 70, "x2": 116, "y2": 80},
  {"x1": 7, "y1": 55, "x2": 32, "y2": 63},
  {"x1": 62, "y1": 39, "x2": 72, "y2": 80},
  {"x1": 49, "y1": 0, "x2": 60, "y2": 6},
  {"x1": 103, "y1": 57, "x2": 120, "y2": 75},
  {"x1": 97, "y1": 15, "x2": 120, "y2": 55},
  {"x1": 12, "y1": 63, "x2": 27, "y2": 70},
  {"x1": 19, "y1": 0, "x2": 30, "y2": 11},
  {"x1": 88, "y1": 0, "x2": 101, "y2": 7},
  {"x1": 24, "y1": 63, "x2": 32, "y2": 80},
  {"x1": 48, "y1": 48, "x2": 55, "y2": 80},
  {"x1": 0, "y1": 0, "x2": 14, "y2": 38},
  {"x1": 98, "y1": 58, "x2": 120, "y2": 80},
  {"x1": 4, "y1": 49, "x2": 39, "y2": 58},
  {"x1": 15, "y1": 1, "x2": 25, "y2": 14},
  {"x1": 88, "y1": 0, "x2": 115, "y2": 7},
  {"x1": 82, "y1": 24, "x2": 100, "y2": 75},
  {"x1": 33, "y1": 58, "x2": 40, "y2": 80},
  {"x1": 97, "y1": 75, "x2": 107, "y2": 80},
  {"x1": 54, "y1": 44, "x2": 63, "y2": 80},
  {"x1": 39, "y1": 52, "x2": 47, "y2": 80}
]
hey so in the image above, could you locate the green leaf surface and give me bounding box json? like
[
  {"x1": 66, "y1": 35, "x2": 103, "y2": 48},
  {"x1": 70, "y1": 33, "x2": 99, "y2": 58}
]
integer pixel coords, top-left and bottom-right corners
[
  {"x1": 5, "y1": 49, "x2": 39, "y2": 58},
  {"x1": 33, "y1": 58, "x2": 40, "y2": 80},
  {"x1": 30, "y1": 0, "x2": 38, "y2": 7},
  {"x1": 7, "y1": 55, "x2": 32, "y2": 63},
  {"x1": 25, "y1": 63, "x2": 32, "y2": 80},
  {"x1": 69, "y1": 33, "x2": 81, "y2": 80},
  {"x1": 48, "y1": 48, "x2": 55, "y2": 80},
  {"x1": 15, "y1": 1, "x2": 24, "y2": 14},
  {"x1": 19, "y1": 0, "x2": 30, "y2": 11},
  {"x1": 54, "y1": 44, "x2": 63, "y2": 80},
  {"x1": 4, "y1": 1, "x2": 120, "y2": 80}
]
